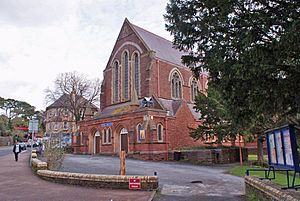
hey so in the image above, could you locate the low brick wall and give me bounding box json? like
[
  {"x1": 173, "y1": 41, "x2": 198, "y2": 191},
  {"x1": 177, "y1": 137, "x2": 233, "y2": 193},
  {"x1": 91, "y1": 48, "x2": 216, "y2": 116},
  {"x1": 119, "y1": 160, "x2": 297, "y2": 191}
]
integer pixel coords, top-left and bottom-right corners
[
  {"x1": 30, "y1": 152, "x2": 158, "y2": 191},
  {"x1": 128, "y1": 151, "x2": 169, "y2": 161},
  {"x1": 245, "y1": 176, "x2": 300, "y2": 201},
  {"x1": 37, "y1": 170, "x2": 158, "y2": 190},
  {"x1": 31, "y1": 158, "x2": 47, "y2": 172},
  {"x1": 174, "y1": 147, "x2": 248, "y2": 164}
]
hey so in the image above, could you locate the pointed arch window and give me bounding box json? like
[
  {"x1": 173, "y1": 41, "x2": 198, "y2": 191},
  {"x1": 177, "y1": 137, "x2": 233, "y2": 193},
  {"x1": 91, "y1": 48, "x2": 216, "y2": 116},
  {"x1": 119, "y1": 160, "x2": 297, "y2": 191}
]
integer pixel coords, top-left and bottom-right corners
[
  {"x1": 133, "y1": 52, "x2": 140, "y2": 96},
  {"x1": 171, "y1": 71, "x2": 182, "y2": 99},
  {"x1": 123, "y1": 51, "x2": 129, "y2": 100},
  {"x1": 191, "y1": 78, "x2": 199, "y2": 102},
  {"x1": 114, "y1": 61, "x2": 119, "y2": 102}
]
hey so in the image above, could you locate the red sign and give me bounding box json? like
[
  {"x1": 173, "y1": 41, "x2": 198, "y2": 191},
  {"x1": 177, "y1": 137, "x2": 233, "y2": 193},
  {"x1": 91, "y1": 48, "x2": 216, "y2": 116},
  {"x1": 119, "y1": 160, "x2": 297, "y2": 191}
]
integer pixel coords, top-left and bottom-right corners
[{"x1": 129, "y1": 178, "x2": 141, "y2": 190}]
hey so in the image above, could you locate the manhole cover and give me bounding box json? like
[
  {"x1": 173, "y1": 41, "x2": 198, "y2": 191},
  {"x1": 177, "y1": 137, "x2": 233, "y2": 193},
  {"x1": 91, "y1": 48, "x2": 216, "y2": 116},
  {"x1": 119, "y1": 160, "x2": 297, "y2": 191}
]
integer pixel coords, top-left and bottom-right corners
[{"x1": 191, "y1": 180, "x2": 203, "y2": 184}]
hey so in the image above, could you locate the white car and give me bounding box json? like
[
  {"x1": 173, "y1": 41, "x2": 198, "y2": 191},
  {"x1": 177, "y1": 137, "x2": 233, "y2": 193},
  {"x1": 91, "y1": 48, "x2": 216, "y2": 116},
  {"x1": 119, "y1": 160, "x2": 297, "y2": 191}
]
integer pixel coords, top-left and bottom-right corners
[{"x1": 19, "y1": 141, "x2": 27, "y2": 150}]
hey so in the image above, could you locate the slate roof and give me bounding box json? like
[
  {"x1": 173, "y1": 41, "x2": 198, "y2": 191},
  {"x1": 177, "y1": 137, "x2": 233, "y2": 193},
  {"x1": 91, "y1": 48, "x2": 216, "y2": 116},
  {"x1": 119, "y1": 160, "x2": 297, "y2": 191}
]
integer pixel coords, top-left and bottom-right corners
[
  {"x1": 94, "y1": 96, "x2": 165, "y2": 119},
  {"x1": 157, "y1": 98, "x2": 182, "y2": 116},
  {"x1": 46, "y1": 94, "x2": 71, "y2": 109},
  {"x1": 94, "y1": 101, "x2": 136, "y2": 119},
  {"x1": 46, "y1": 94, "x2": 98, "y2": 110},
  {"x1": 131, "y1": 23, "x2": 187, "y2": 67}
]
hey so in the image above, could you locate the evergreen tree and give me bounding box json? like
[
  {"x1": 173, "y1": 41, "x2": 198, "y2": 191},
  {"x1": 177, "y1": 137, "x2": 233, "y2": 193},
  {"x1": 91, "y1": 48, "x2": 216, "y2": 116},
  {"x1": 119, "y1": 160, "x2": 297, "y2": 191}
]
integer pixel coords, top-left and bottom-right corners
[{"x1": 165, "y1": 0, "x2": 300, "y2": 161}]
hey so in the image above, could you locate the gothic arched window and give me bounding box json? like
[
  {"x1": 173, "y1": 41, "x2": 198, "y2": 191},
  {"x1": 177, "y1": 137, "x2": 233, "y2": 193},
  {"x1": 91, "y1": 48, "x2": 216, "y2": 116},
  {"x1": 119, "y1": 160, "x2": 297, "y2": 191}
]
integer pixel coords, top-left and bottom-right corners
[
  {"x1": 133, "y1": 52, "x2": 140, "y2": 96},
  {"x1": 123, "y1": 51, "x2": 129, "y2": 100},
  {"x1": 157, "y1": 124, "x2": 163, "y2": 142},
  {"x1": 114, "y1": 61, "x2": 119, "y2": 102},
  {"x1": 171, "y1": 71, "x2": 182, "y2": 99}
]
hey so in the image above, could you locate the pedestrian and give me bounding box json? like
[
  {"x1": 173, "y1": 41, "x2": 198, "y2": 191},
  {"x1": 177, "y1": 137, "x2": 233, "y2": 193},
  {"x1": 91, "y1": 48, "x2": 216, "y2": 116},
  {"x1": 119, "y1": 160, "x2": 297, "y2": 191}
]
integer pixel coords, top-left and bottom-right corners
[
  {"x1": 40, "y1": 143, "x2": 45, "y2": 157},
  {"x1": 13, "y1": 140, "x2": 22, "y2": 162}
]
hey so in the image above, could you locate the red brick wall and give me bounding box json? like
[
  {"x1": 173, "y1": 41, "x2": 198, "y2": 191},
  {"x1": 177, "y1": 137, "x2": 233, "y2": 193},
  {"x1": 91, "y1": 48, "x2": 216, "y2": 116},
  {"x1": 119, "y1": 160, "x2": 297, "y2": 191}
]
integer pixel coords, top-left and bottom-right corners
[
  {"x1": 100, "y1": 23, "x2": 152, "y2": 110},
  {"x1": 167, "y1": 101, "x2": 205, "y2": 150},
  {"x1": 78, "y1": 21, "x2": 212, "y2": 158},
  {"x1": 153, "y1": 60, "x2": 198, "y2": 102}
]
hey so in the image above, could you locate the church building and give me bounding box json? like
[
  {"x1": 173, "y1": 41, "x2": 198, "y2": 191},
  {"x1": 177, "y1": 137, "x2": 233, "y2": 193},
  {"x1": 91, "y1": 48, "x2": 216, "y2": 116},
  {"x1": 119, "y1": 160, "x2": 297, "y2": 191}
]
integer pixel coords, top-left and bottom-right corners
[{"x1": 73, "y1": 19, "x2": 208, "y2": 160}]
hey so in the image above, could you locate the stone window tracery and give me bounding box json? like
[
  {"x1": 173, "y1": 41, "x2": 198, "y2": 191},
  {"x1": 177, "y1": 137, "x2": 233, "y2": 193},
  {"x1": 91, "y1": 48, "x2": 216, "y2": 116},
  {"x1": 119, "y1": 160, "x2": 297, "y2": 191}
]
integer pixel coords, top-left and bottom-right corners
[{"x1": 171, "y1": 71, "x2": 182, "y2": 99}]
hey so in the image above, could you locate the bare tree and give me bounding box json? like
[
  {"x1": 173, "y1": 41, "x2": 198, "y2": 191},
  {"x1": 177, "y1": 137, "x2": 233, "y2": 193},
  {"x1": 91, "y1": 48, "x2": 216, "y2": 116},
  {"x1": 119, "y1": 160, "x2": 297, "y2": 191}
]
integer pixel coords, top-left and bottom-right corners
[{"x1": 45, "y1": 71, "x2": 101, "y2": 125}]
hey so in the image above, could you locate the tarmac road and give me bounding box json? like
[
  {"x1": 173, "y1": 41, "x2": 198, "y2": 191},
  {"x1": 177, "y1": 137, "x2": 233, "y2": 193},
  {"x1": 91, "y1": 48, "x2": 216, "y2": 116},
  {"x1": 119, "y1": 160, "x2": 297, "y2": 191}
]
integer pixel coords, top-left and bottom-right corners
[
  {"x1": 0, "y1": 146, "x2": 13, "y2": 157},
  {"x1": 61, "y1": 154, "x2": 245, "y2": 201}
]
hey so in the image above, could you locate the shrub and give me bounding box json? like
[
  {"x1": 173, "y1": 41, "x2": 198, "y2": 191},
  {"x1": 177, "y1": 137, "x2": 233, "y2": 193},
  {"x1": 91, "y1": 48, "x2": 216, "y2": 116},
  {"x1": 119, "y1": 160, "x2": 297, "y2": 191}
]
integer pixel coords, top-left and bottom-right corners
[{"x1": 44, "y1": 141, "x2": 65, "y2": 170}]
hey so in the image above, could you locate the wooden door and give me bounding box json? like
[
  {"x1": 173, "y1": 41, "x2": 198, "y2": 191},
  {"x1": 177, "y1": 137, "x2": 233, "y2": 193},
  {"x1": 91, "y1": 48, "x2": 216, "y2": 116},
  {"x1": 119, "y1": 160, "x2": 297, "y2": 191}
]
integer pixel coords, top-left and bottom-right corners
[
  {"x1": 121, "y1": 134, "x2": 128, "y2": 153},
  {"x1": 95, "y1": 136, "x2": 100, "y2": 153}
]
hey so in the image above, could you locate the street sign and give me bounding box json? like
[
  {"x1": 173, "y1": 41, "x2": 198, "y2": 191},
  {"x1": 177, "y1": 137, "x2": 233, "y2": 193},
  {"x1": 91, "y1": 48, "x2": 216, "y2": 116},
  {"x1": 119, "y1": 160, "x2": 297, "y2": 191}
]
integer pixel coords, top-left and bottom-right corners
[
  {"x1": 129, "y1": 178, "x2": 141, "y2": 190},
  {"x1": 29, "y1": 120, "x2": 39, "y2": 133},
  {"x1": 101, "y1": 122, "x2": 112, "y2": 127}
]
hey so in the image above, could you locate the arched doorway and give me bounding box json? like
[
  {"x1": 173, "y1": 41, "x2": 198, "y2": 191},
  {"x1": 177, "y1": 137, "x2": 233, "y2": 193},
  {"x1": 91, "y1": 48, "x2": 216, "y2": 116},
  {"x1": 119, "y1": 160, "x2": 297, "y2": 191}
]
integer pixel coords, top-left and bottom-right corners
[
  {"x1": 94, "y1": 131, "x2": 100, "y2": 154},
  {"x1": 120, "y1": 128, "x2": 128, "y2": 153}
]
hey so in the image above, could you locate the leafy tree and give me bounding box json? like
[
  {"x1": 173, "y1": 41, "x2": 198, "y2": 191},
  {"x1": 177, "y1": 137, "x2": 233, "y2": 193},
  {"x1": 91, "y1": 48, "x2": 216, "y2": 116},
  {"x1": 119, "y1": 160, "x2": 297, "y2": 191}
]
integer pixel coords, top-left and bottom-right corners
[
  {"x1": 165, "y1": 0, "x2": 300, "y2": 161},
  {"x1": 190, "y1": 87, "x2": 236, "y2": 143},
  {"x1": 0, "y1": 97, "x2": 41, "y2": 135},
  {"x1": 45, "y1": 71, "x2": 100, "y2": 125},
  {"x1": 0, "y1": 115, "x2": 8, "y2": 136}
]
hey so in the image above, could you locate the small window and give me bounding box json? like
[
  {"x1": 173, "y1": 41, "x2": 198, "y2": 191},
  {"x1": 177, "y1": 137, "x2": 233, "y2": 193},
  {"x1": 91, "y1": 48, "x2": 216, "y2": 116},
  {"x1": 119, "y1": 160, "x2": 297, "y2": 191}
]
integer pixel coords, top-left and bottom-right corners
[
  {"x1": 64, "y1": 109, "x2": 69, "y2": 116},
  {"x1": 80, "y1": 132, "x2": 84, "y2": 145},
  {"x1": 137, "y1": 124, "x2": 142, "y2": 142},
  {"x1": 63, "y1": 122, "x2": 68, "y2": 130},
  {"x1": 191, "y1": 78, "x2": 199, "y2": 102},
  {"x1": 157, "y1": 124, "x2": 163, "y2": 142},
  {"x1": 108, "y1": 128, "x2": 111, "y2": 143},
  {"x1": 103, "y1": 129, "x2": 107, "y2": 144}
]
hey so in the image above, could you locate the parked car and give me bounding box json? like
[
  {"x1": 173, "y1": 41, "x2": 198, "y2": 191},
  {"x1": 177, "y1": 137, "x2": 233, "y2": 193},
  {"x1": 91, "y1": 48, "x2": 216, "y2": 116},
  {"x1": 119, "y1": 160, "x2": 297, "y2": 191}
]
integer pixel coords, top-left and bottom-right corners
[
  {"x1": 26, "y1": 141, "x2": 39, "y2": 147},
  {"x1": 19, "y1": 141, "x2": 26, "y2": 150}
]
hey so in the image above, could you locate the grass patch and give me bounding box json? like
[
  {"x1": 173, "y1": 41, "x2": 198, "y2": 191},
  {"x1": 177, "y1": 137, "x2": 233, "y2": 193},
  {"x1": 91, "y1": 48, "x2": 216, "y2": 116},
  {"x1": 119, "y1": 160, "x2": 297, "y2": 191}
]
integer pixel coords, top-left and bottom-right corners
[
  {"x1": 248, "y1": 155, "x2": 268, "y2": 161},
  {"x1": 229, "y1": 165, "x2": 300, "y2": 187}
]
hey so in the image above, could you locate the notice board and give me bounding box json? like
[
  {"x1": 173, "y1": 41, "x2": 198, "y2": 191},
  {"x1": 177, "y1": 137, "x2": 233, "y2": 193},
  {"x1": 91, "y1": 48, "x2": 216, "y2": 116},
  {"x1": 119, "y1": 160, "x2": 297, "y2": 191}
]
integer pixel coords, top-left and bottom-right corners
[{"x1": 265, "y1": 124, "x2": 299, "y2": 171}]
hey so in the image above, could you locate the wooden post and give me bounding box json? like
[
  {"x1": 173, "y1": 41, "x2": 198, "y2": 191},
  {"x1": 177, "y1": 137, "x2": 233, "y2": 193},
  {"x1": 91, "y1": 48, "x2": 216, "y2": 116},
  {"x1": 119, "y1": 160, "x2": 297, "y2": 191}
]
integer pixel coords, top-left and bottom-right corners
[
  {"x1": 239, "y1": 134, "x2": 243, "y2": 166},
  {"x1": 120, "y1": 151, "x2": 126, "y2": 175}
]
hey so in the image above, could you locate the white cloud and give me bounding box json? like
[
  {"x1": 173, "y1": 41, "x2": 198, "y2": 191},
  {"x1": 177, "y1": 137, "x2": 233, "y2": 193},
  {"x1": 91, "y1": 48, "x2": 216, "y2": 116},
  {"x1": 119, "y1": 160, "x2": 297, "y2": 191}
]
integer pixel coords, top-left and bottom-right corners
[{"x1": 0, "y1": 0, "x2": 171, "y2": 110}]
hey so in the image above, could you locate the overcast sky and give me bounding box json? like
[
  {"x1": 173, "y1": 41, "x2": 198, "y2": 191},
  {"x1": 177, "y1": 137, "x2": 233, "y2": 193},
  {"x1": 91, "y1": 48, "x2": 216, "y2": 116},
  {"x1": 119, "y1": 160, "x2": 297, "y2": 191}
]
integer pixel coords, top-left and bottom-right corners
[{"x1": 0, "y1": 0, "x2": 171, "y2": 111}]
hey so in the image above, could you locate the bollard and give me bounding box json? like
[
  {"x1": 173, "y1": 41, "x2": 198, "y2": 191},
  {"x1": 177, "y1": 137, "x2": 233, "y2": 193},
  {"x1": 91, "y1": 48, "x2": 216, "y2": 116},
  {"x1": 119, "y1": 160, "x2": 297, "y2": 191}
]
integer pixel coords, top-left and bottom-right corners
[{"x1": 120, "y1": 151, "x2": 126, "y2": 176}]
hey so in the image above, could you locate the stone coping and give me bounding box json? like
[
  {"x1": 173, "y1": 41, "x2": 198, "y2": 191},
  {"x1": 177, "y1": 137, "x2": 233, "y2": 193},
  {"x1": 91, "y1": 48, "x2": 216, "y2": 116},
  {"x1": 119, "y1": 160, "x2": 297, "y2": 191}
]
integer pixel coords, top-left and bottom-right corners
[
  {"x1": 30, "y1": 152, "x2": 158, "y2": 191},
  {"x1": 37, "y1": 170, "x2": 158, "y2": 191},
  {"x1": 245, "y1": 176, "x2": 300, "y2": 201}
]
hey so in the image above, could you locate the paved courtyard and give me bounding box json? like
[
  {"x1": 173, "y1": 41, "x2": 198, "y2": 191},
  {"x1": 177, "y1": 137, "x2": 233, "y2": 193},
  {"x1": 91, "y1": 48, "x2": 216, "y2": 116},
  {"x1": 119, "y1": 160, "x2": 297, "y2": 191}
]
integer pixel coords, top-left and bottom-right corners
[{"x1": 61, "y1": 154, "x2": 245, "y2": 201}]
